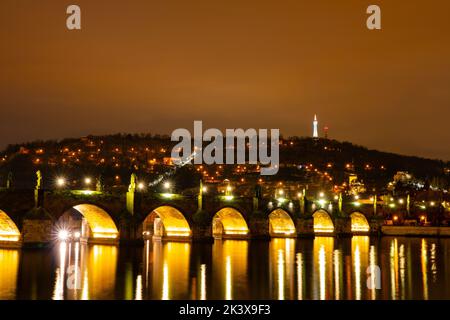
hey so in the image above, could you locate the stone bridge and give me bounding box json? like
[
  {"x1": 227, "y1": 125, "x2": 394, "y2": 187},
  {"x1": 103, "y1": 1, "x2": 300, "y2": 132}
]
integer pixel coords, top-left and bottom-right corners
[{"x1": 0, "y1": 185, "x2": 385, "y2": 247}]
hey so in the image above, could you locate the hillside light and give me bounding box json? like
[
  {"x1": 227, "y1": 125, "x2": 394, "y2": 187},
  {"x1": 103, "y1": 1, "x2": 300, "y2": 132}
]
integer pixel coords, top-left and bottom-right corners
[
  {"x1": 398, "y1": 198, "x2": 404, "y2": 204},
  {"x1": 334, "y1": 195, "x2": 339, "y2": 201},
  {"x1": 319, "y1": 192, "x2": 324, "y2": 198},
  {"x1": 430, "y1": 201, "x2": 435, "y2": 207},
  {"x1": 138, "y1": 182, "x2": 145, "y2": 191},
  {"x1": 354, "y1": 195, "x2": 360, "y2": 200},
  {"x1": 202, "y1": 186, "x2": 207, "y2": 193},
  {"x1": 84, "y1": 177, "x2": 92, "y2": 185}
]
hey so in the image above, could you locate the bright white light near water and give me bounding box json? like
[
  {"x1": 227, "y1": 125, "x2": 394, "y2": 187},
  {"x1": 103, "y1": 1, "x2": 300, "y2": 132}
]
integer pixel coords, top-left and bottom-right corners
[{"x1": 58, "y1": 230, "x2": 69, "y2": 241}]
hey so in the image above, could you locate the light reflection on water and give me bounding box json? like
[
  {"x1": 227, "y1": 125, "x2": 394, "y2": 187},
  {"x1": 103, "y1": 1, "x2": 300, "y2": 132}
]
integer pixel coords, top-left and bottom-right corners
[{"x1": 1, "y1": 236, "x2": 450, "y2": 300}]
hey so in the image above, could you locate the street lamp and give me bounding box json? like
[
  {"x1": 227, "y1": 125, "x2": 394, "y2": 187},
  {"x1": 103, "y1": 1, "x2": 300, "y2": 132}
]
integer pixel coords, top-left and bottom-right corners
[
  {"x1": 84, "y1": 177, "x2": 92, "y2": 186},
  {"x1": 56, "y1": 177, "x2": 66, "y2": 188}
]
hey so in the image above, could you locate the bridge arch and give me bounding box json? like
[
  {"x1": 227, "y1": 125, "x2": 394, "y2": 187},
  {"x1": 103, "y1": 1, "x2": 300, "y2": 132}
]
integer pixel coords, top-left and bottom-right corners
[
  {"x1": 0, "y1": 210, "x2": 21, "y2": 244},
  {"x1": 350, "y1": 212, "x2": 370, "y2": 233},
  {"x1": 212, "y1": 207, "x2": 249, "y2": 239},
  {"x1": 312, "y1": 209, "x2": 334, "y2": 234},
  {"x1": 268, "y1": 208, "x2": 296, "y2": 237},
  {"x1": 58, "y1": 204, "x2": 119, "y2": 243},
  {"x1": 142, "y1": 205, "x2": 191, "y2": 240}
]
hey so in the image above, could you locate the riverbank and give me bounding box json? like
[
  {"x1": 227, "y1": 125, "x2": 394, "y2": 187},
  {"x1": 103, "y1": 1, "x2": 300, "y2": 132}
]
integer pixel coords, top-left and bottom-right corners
[{"x1": 382, "y1": 226, "x2": 450, "y2": 237}]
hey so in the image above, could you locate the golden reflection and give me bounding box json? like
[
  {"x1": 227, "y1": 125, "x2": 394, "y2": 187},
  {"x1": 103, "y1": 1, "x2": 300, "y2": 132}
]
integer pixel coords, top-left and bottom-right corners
[
  {"x1": 269, "y1": 209, "x2": 296, "y2": 237},
  {"x1": 430, "y1": 243, "x2": 437, "y2": 283},
  {"x1": 313, "y1": 237, "x2": 334, "y2": 300},
  {"x1": 0, "y1": 210, "x2": 21, "y2": 242},
  {"x1": 213, "y1": 208, "x2": 249, "y2": 237},
  {"x1": 368, "y1": 245, "x2": 377, "y2": 300},
  {"x1": 350, "y1": 213, "x2": 370, "y2": 233},
  {"x1": 421, "y1": 239, "x2": 429, "y2": 300},
  {"x1": 212, "y1": 240, "x2": 248, "y2": 299},
  {"x1": 88, "y1": 245, "x2": 118, "y2": 299},
  {"x1": 312, "y1": 210, "x2": 334, "y2": 234},
  {"x1": 225, "y1": 256, "x2": 232, "y2": 300},
  {"x1": 399, "y1": 244, "x2": 406, "y2": 299},
  {"x1": 52, "y1": 242, "x2": 118, "y2": 300},
  {"x1": 135, "y1": 275, "x2": 142, "y2": 300},
  {"x1": 389, "y1": 239, "x2": 399, "y2": 300},
  {"x1": 296, "y1": 253, "x2": 304, "y2": 300},
  {"x1": 277, "y1": 250, "x2": 284, "y2": 300},
  {"x1": 270, "y1": 238, "x2": 295, "y2": 300},
  {"x1": 200, "y1": 264, "x2": 207, "y2": 300},
  {"x1": 0, "y1": 249, "x2": 19, "y2": 299},
  {"x1": 333, "y1": 249, "x2": 342, "y2": 300},
  {"x1": 151, "y1": 241, "x2": 191, "y2": 300},
  {"x1": 352, "y1": 236, "x2": 369, "y2": 300},
  {"x1": 52, "y1": 242, "x2": 67, "y2": 300}
]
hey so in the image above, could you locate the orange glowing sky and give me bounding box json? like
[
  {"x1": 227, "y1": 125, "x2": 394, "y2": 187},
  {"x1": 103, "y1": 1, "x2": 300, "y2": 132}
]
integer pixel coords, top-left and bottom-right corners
[{"x1": 1, "y1": 0, "x2": 449, "y2": 160}]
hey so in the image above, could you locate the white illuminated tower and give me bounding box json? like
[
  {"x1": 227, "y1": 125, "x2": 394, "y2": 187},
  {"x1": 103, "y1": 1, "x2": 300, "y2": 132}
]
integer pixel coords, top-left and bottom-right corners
[{"x1": 313, "y1": 114, "x2": 319, "y2": 138}]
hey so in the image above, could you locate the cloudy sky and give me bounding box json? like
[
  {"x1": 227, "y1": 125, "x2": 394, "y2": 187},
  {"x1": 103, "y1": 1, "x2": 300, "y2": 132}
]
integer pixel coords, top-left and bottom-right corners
[{"x1": 1, "y1": 0, "x2": 449, "y2": 160}]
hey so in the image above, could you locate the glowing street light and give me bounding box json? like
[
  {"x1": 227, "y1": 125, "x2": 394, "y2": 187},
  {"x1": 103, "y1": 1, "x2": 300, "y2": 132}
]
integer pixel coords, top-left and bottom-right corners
[
  {"x1": 84, "y1": 177, "x2": 92, "y2": 186},
  {"x1": 164, "y1": 181, "x2": 171, "y2": 190},
  {"x1": 138, "y1": 182, "x2": 145, "y2": 191},
  {"x1": 56, "y1": 177, "x2": 66, "y2": 188},
  {"x1": 319, "y1": 192, "x2": 325, "y2": 198},
  {"x1": 58, "y1": 230, "x2": 69, "y2": 241}
]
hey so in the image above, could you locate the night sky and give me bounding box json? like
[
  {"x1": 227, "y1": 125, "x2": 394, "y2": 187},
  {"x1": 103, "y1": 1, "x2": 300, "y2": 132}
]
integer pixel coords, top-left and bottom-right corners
[{"x1": 1, "y1": 0, "x2": 449, "y2": 160}]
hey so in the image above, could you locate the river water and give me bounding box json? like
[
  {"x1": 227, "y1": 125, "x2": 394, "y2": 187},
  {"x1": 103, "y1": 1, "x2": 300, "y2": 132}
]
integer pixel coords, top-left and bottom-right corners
[{"x1": 0, "y1": 236, "x2": 449, "y2": 300}]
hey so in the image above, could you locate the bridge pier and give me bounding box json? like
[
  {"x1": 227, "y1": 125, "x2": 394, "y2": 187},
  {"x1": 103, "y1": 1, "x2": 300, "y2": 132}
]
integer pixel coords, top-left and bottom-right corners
[
  {"x1": 334, "y1": 216, "x2": 352, "y2": 237},
  {"x1": 22, "y1": 208, "x2": 54, "y2": 247},
  {"x1": 248, "y1": 217, "x2": 270, "y2": 239},
  {"x1": 296, "y1": 217, "x2": 315, "y2": 237}
]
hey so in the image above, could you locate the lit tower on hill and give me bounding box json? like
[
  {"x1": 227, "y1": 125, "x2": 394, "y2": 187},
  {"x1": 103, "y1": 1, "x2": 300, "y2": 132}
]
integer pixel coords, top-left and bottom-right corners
[{"x1": 313, "y1": 114, "x2": 319, "y2": 138}]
